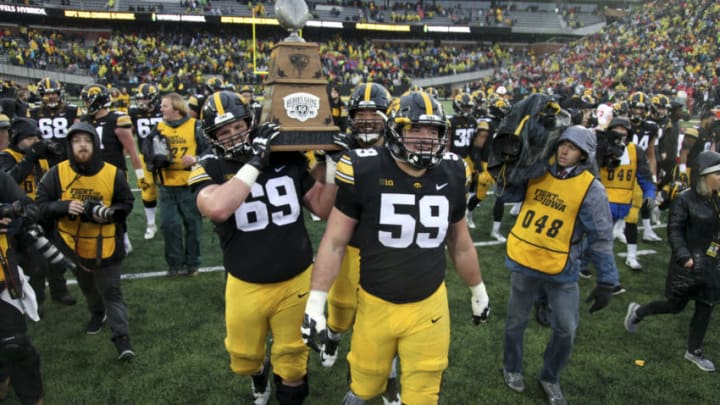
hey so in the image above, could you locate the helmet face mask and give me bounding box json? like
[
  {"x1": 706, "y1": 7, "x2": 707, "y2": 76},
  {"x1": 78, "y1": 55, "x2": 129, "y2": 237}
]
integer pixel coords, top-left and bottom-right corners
[
  {"x1": 348, "y1": 83, "x2": 391, "y2": 146},
  {"x1": 38, "y1": 78, "x2": 63, "y2": 109},
  {"x1": 136, "y1": 84, "x2": 160, "y2": 111},
  {"x1": 387, "y1": 91, "x2": 447, "y2": 169},
  {"x1": 201, "y1": 91, "x2": 255, "y2": 160}
]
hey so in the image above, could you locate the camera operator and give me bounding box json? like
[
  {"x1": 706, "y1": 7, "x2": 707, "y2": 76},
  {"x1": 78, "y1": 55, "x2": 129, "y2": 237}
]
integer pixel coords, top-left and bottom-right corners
[
  {"x1": 0, "y1": 170, "x2": 44, "y2": 405},
  {"x1": 35, "y1": 122, "x2": 136, "y2": 361},
  {"x1": 0, "y1": 117, "x2": 76, "y2": 308}
]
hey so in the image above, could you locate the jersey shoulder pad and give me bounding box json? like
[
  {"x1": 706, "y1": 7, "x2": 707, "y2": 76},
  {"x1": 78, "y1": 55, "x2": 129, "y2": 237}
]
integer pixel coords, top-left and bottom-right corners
[
  {"x1": 114, "y1": 112, "x2": 132, "y2": 127},
  {"x1": 336, "y1": 147, "x2": 381, "y2": 186}
]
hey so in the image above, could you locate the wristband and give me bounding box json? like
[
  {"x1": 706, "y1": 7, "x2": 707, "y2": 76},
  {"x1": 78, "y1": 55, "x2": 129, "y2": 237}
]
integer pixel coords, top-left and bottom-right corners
[
  {"x1": 306, "y1": 290, "x2": 328, "y2": 316},
  {"x1": 325, "y1": 158, "x2": 337, "y2": 185},
  {"x1": 135, "y1": 168, "x2": 145, "y2": 180},
  {"x1": 679, "y1": 163, "x2": 687, "y2": 174},
  {"x1": 234, "y1": 164, "x2": 261, "y2": 187},
  {"x1": 470, "y1": 282, "x2": 487, "y2": 299}
]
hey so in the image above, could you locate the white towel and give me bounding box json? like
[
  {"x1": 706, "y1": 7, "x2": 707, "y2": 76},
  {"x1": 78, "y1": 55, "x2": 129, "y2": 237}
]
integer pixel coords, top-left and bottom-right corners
[{"x1": 0, "y1": 266, "x2": 40, "y2": 322}]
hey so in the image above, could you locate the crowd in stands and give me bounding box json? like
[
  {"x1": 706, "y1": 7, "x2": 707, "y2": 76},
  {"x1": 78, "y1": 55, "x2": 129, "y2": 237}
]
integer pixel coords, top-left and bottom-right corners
[
  {"x1": 469, "y1": 0, "x2": 720, "y2": 114},
  {"x1": 0, "y1": 0, "x2": 718, "y2": 113}
]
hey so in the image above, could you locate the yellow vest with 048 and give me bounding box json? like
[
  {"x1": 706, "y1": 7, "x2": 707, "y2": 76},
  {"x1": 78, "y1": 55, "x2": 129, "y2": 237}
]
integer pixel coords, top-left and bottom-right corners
[
  {"x1": 507, "y1": 171, "x2": 594, "y2": 274},
  {"x1": 56, "y1": 161, "x2": 117, "y2": 260},
  {"x1": 600, "y1": 142, "x2": 637, "y2": 204}
]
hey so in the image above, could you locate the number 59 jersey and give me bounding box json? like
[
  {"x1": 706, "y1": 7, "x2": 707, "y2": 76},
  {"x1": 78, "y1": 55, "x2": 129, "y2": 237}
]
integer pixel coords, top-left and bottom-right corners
[
  {"x1": 334, "y1": 147, "x2": 467, "y2": 304},
  {"x1": 189, "y1": 152, "x2": 317, "y2": 284}
]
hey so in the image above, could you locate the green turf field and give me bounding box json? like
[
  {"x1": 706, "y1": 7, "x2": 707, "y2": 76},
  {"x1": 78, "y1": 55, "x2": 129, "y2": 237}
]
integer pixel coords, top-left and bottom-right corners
[{"x1": 20, "y1": 174, "x2": 718, "y2": 405}]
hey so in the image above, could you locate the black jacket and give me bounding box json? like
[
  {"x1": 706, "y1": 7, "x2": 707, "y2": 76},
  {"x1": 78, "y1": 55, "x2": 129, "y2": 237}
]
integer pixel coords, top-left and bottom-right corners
[{"x1": 666, "y1": 188, "x2": 720, "y2": 304}]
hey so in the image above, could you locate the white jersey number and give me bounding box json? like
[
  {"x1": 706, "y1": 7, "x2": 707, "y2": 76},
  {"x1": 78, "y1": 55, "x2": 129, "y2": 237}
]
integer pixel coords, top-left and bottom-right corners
[
  {"x1": 135, "y1": 117, "x2": 163, "y2": 138},
  {"x1": 378, "y1": 193, "x2": 449, "y2": 248},
  {"x1": 38, "y1": 117, "x2": 70, "y2": 140},
  {"x1": 234, "y1": 176, "x2": 301, "y2": 232}
]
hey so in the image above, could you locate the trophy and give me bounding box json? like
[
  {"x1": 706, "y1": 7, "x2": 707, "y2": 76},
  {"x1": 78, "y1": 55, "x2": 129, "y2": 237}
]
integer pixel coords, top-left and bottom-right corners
[{"x1": 261, "y1": 0, "x2": 340, "y2": 151}]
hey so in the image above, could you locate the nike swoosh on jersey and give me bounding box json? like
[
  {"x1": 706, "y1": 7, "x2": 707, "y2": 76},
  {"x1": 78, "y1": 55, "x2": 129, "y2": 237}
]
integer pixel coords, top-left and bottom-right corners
[
  {"x1": 431, "y1": 316, "x2": 442, "y2": 323},
  {"x1": 435, "y1": 183, "x2": 448, "y2": 191},
  {"x1": 298, "y1": 292, "x2": 309, "y2": 298},
  {"x1": 275, "y1": 165, "x2": 286, "y2": 173}
]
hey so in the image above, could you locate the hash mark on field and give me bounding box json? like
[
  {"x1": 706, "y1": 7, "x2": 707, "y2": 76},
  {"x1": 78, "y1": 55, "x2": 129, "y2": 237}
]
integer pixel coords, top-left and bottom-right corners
[
  {"x1": 473, "y1": 240, "x2": 505, "y2": 247},
  {"x1": 65, "y1": 266, "x2": 226, "y2": 285}
]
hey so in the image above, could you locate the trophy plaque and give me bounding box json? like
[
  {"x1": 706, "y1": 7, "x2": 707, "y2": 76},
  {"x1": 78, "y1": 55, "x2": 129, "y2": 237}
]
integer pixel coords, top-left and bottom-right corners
[{"x1": 262, "y1": 0, "x2": 340, "y2": 151}]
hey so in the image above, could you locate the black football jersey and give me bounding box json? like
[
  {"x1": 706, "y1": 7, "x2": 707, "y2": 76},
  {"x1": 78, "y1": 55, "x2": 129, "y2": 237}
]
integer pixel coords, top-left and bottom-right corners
[
  {"x1": 28, "y1": 103, "x2": 79, "y2": 165},
  {"x1": 448, "y1": 114, "x2": 478, "y2": 158},
  {"x1": 129, "y1": 106, "x2": 163, "y2": 153},
  {"x1": 630, "y1": 120, "x2": 659, "y2": 151},
  {"x1": 82, "y1": 111, "x2": 133, "y2": 171},
  {"x1": 189, "y1": 152, "x2": 316, "y2": 283},
  {"x1": 335, "y1": 147, "x2": 467, "y2": 304}
]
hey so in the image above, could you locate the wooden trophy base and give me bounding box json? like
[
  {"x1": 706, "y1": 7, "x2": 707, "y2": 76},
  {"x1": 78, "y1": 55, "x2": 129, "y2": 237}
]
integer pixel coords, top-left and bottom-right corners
[{"x1": 261, "y1": 41, "x2": 339, "y2": 151}]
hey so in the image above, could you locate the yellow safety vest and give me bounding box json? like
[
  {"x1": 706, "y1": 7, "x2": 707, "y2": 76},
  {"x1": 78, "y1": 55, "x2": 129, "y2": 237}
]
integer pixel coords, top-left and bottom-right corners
[
  {"x1": 507, "y1": 170, "x2": 594, "y2": 274},
  {"x1": 2, "y1": 148, "x2": 49, "y2": 199},
  {"x1": 156, "y1": 118, "x2": 198, "y2": 186},
  {"x1": 0, "y1": 234, "x2": 7, "y2": 283},
  {"x1": 600, "y1": 143, "x2": 637, "y2": 204},
  {"x1": 56, "y1": 161, "x2": 117, "y2": 261}
]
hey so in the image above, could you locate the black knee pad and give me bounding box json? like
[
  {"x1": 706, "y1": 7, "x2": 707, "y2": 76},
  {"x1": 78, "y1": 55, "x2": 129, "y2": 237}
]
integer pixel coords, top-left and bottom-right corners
[
  {"x1": 0, "y1": 333, "x2": 34, "y2": 362},
  {"x1": 274, "y1": 373, "x2": 308, "y2": 405}
]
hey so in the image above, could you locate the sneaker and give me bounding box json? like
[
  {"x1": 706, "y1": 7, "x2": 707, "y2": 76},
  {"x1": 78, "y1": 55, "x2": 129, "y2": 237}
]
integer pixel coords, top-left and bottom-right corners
[
  {"x1": 251, "y1": 358, "x2": 271, "y2": 405},
  {"x1": 624, "y1": 302, "x2": 641, "y2": 333},
  {"x1": 490, "y1": 230, "x2": 507, "y2": 242},
  {"x1": 613, "y1": 221, "x2": 627, "y2": 244},
  {"x1": 114, "y1": 335, "x2": 136, "y2": 361},
  {"x1": 684, "y1": 350, "x2": 716, "y2": 372},
  {"x1": 539, "y1": 380, "x2": 567, "y2": 405},
  {"x1": 612, "y1": 285, "x2": 626, "y2": 296},
  {"x1": 535, "y1": 303, "x2": 551, "y2": 327},
  {"x1": 86, "y1": 313, "x2": 107, "y2": 334},
  {"x1": 625, "y1": 257, "x2": 642, "y2": 271},
  {"x1": 166, "y1": 267, "x2": 181, "y2": 278},
  {"x1": 144, "y1": 224, "x2": 157, "y2": 240},
  {"x1": 52, "y1": 291, "x2": 77, "y2": 306},
  {"x1": 579, "y1": 269, "x2": 592, "y2": 279},
  {"x1": 185, "y1": 266, "x2": 199, "y2": 277},
  {"x1": 466, "y1": 210, "x2": 476, "y2": 229},
  {"x1": 502, "y1": 368, "x2": 525, "y2": 392},
  {"x1": 382, "y1": 377, "x2": 401, "y2": 405},
  {"x1": 651, "y1": 207, "x2": 662, "y2": 225},
  {"x1": 321, "y1": 335, "x2": 340, "y2": 368},
  {"x1": 642, "y1": 229, "x2": 662, "y2": 242},
  {"x1": 510, "y1": 203, "x2": 521, "y2": 216}
]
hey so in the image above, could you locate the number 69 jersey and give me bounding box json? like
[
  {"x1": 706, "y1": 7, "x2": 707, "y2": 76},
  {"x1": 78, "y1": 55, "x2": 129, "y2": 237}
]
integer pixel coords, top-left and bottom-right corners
[
  {"x1": 189, "y1": 152, "x2": 316, "y2": 284},
  {"x1": 334, "y1": 147, "x2": 467, "y2": 304}
]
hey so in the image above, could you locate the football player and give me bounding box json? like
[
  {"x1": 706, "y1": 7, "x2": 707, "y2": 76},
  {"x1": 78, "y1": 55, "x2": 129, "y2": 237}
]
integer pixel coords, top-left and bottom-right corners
[
  {"x1": 80, "y1": 83, "x2": 145, "y2": 255},
  {"x1": 28, "y1": 77, "x2": 80, "y2": 166},
  {"x1": 190, "y1": 91, "x2": 336, "y2": 405},
  {"x1": 626, "y1": 92, "x2": 662, "y2": 242},
  {"x1": 129, "y1": 83, "x2": 163, "y2": 240},
  {"x1": 318, "y1": 82, "x2": 401, "y2": 404},
  {"x1": 188, "y1": 77, "x2": 225, "y2": 118},
  {"x1": 302, "y1": 91, "x2": 490, "y2": 404}
]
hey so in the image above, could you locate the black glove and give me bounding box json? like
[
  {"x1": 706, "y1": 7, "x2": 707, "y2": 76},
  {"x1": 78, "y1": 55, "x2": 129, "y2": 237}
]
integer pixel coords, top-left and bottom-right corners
[
  {"x1": 585, "y1": 283, "x2": 614, "y2": 313},
  {"x1": 328, "y1": 132, "x2": 355, "y2": 161},
  {"x1": 24, "y1": 142, "x2": 46, "y2": 163},
  {"x1": 246, "y1": 123, "x2": 280, "y2": 170}
]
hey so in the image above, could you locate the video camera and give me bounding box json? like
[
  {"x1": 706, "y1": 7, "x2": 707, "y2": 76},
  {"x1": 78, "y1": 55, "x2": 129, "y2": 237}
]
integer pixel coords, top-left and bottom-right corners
[
  {"x1": 0, "y1": 200, "x2": 78, "y2": 276},
  {"x1": 31, "y1": 139, "x2": 65, "y2": 159}
]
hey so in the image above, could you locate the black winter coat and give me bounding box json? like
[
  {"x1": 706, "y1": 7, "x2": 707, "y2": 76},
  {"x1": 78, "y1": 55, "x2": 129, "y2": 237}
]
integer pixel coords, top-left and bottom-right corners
[{"x1": 666, "y1": 188, "x2": 720, "y2": 304}]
